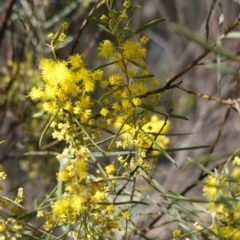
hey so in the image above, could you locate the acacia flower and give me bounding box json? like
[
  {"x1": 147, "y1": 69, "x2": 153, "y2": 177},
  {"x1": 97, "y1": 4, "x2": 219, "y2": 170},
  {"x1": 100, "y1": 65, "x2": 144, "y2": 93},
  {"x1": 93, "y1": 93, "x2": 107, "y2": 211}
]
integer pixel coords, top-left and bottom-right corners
[
  {"x1": 98, "y1": 40, "x2": 114, "y2": 59},
  {"x1": 105, "y1": 164, "x2": 115, "y2": 175}
]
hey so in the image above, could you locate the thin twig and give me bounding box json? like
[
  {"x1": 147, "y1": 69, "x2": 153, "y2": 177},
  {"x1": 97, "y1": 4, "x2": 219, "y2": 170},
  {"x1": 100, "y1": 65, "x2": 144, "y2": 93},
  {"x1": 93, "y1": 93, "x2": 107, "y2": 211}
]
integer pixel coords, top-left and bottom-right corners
[
  {"x1": 177, "y1": 84, "x2": 240, "y2": 106},
  {"x1": 113, "y1": 165, "x2": 140, "y2": 203},
  {"x1": 144, "y1": 15, "x2": 240, "y2": 231},
  {"x1": 0, "y1": 0, "x2": 16, "y2": 47},
  {"x1": 138, "y1": 15, "x2": 240, "y2": 99},
  {"x1": 70, "y1": 0, "x2": 104, "y2": 55},
  {"x1": 145, "y1": 109, "x2": 172, "y2": 156}
]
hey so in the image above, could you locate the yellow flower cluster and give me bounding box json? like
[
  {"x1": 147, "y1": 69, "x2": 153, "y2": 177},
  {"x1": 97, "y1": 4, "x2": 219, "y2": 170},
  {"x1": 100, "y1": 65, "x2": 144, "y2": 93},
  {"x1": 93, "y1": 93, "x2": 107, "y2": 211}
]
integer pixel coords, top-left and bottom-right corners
[
  {"x1": 0, "y1": 166, "x2": 25, "y2": 239},
  {"x1": 0, "y1": 52, "x2": 40, "y2": 107},
  {"x1": 37, "y1": 146, "x2": 128, "y2": 238},
  {"x1": 28, "y1": 1, "x2": 170, "y2": 238},
  {"x1": 203, "y1": 156, "x2": 240, "y2": 239},
  {"x1": 115, "y1": 115, "x2": 170, "y2": 169}
]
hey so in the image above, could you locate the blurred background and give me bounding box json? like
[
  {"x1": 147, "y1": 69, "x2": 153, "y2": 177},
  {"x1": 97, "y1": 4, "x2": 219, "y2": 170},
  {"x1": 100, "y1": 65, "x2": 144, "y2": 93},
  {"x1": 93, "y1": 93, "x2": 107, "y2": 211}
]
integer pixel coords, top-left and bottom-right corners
[{"x1": 0, "y1": 0, "x2": 240, "y2": 239}]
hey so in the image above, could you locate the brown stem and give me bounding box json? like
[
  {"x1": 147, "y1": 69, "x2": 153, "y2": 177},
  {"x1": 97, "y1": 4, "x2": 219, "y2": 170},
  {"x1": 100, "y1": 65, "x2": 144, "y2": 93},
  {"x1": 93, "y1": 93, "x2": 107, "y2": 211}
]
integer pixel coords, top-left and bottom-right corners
[
  {"x1": 70, "y1": 0, "x2": 104, "y2": 55},
  {"x1": 0, "y1": 0, "x2": 16, "y2": 47},
  {"x1": 176, "y1": 84, "x2": 240, "y2": 106}
]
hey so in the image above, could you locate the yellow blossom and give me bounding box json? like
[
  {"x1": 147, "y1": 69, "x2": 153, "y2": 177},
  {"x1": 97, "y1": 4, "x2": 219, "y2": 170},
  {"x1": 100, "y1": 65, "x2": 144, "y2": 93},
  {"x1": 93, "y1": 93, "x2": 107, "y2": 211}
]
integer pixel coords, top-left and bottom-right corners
[
  {"x1": 105, "y1": 164, "x2": 115, "y2": 175},
  {"x1": 120, "y1": 40, "x2": 146, "y2": 60},
  {"x1": 108, "y1": 74, "x2": 123, "y2": 86},
  {"x1": 68, "y1": 54, "x2": 83, "y2": 69},
  {"x1": 100, "y1": 108, "x2": 109, "y2": 116},
  {"x1": 106, "y1": 204, "x2": 115, "y2": 213},
  {"x1": 98, "y1": 40, "x2": 114, "y2": 59},
  {"x1": 94, "y1": 191, "x2": 105, "y2": 201},
  {"x1": 121, "y1": 211, "x2": 131, "y2": 220},
  {"x1": 37, "y1": 210, "x2": 44, "y2": 218},
  {"x1": 172, "y1": 229, "x2": 181, "y2": 238}
]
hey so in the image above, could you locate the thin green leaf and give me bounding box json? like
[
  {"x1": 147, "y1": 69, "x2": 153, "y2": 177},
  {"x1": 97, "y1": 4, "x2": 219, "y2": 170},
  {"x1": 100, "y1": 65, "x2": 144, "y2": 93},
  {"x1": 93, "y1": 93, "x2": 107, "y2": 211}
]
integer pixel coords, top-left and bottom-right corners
[
  {"x1": 0, "y1": 195, "x2": 25, "y2": 209},
  {"x1": 186, "y1": 157, "x2": 214, "y2": 175},
  {"x1": 170, "y1": 23, "x2": 240, "y2": 62},
  {"x1": 130, "y1": 5, "x2": 141, "y2": 11},
  {"x1": 98, "y1": 201, "x2": 148, "y2": 205},
  {"x1": 141, "y1": 129, "x2": 177, "y2": 166},
  {"x1": 108, "y1": 116, "x2": 130, "y2": 150},
  {"x1": 135, "y1": 18, "x2": 166, "y2": 34},
  {"x1": 125, "y1": 58, "x2": 147, "y2": 69},
  {"x1": 205, "y1": 64, "x2": 240, "y2": 77},
  {"x1": 98, "y1": 24, "x2": 112, "y2": 34},
  {"x1": 92, "y1": 60, "x2": 120, "y2": 71},
  {"x1": 140, "y1": 103, "x2": 188, "y2": 120},
  {"x1": 39, "y1": 108, "x2": 60, "y2": 147},
  {"x1": 56, "y1": 225, "x2": 78, "y2": 240},
  {"x1": 87, "y1": 17, "x2": 108, "y2": 26},
  {"x1": 32, "y1": 111, "x2": 44, "y2": 118},
  {"x1": 160, "y1": 132, "x2": 193, "y2": 136},
  {"x1": 74, "y1": 119, "x2": 106, "y2": 156},
  {"x1": 87, "y1": 135, "x2": 115, "y2": 147},
  {"x1": 205, "y1": 0, "x2": 218, "y2": 41},
  {"x1": 216, "y1": 2, "x2": 224, "y2": 96},
  {"x1": 168, "y1": 113, "x2": 189, "y2": 120},
  {"x1": 90, "y1": 151, "x2": 134, "y2": 157},
  {"x1": 132, "y1": 74, "x2": 155, "y2": 79},
  {"x1": 94, "y1": 176, "x2": 129, "y2": 182},
  {"x1": 140, "y1": 103, "x2": 169, "y2": 117},
  {"x1": 166, "y1": 145, "x2": 210, "y2": 152},
  {"x1": 159, "y1": 193, "x2": 209, "y2": 203},
  {"x1": 116, "y1": 29, "x2": 135, "y2": 38},
  {"x1": 197, "y1": 52, "x2": 240, "y2": 65},
  {"x1": 99, "y1": 86, "x2": 124, "y2": 102},
  {"x1": 146, "y1": 132, "x2": 193, "y2": 137}
]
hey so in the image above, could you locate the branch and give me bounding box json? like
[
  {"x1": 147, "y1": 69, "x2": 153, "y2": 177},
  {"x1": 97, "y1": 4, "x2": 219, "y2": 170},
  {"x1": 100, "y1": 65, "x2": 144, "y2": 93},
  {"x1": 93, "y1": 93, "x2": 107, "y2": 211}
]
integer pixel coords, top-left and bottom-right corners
[
  {"x1": 177, "y1": 84, "x2": 240, "y2": 106},
  {"x1": 70, "y1": 0, "x2": 104, "y2": 55},
  {"x1": 0, "y1": 0, "x2": 16, "y2": 47},
  {"x1": 143, "y1": 15, "x2": 240, "y2": 232},
  {"x1": 138, "y1": 15, "x2": 240, "y2": 99}
]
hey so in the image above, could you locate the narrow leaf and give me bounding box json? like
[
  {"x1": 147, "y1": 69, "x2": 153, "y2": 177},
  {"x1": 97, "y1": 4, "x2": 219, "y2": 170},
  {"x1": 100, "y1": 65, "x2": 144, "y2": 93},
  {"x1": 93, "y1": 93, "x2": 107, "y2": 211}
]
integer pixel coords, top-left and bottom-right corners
[
  {"x1": 98, "y1": 201, "x2": 148, "y2": 205},
  {"x1": 116, "y1": 29, "x2": 135, "y2": 38},
  {"x1": 135, "y1": 18, "x2": 166, "y2": 34},
  {"x1": 92, "y1": 60, "x2": 120, "y2": 71},
  {"x1": 99, "y1": 86, "x2": 124, "y2": 102},
  {"x1": 87, "y1": 17, "x2": 108, "y2": 26},
  {"x1": 170, "y1": 23, "x2": 240, "y2": 62},
  {"x1": 125, "y1": 58, "x2": 147, "y2": 69},
  {"x1": 39, "y1": 108, "x2": 60, "y2": 147},
  {"x1": 205, "y1": 0, "x2": 218, "y2": 41},
  {"x1": 166, "y1": 145, "x2": 210, "y2": 152},
  {"x1": 132, "y1": 74, "x2": 155, "y2": 79},
  {"x1": 0, "y1": 195, "x2": 25, "y2": 209},
  {"x1": 98, "y1": 24, "x2": 112, "y2": 34},
  {"x1": 90, "y1": 151, "x2": 134, "y2": 157},
  {"x1": 141, "y1": 129, "x2": 177, "y2": 166},
  {"x1": 140, "y1": 104, "x2": 188, "y2": 120}
]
